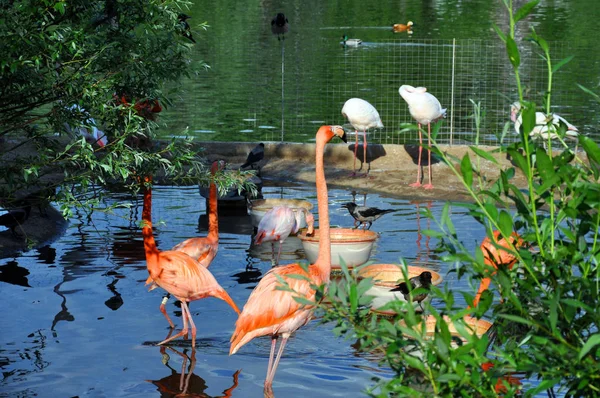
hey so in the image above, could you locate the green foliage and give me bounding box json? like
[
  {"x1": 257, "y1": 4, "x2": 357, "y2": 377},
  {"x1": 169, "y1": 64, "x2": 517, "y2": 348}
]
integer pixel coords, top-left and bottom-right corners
[
  {"x1": 0, "y1": 0, "x2": 253, "y2": 217},
  {"x1": 313, "y1": 2, "x2": 600, "y2": 396}
]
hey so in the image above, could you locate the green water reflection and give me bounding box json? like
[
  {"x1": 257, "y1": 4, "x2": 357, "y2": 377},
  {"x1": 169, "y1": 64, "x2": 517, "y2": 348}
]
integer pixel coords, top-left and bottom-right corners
[{"x1": 160, "y1": 0, "x2": 600, "y2": 144}]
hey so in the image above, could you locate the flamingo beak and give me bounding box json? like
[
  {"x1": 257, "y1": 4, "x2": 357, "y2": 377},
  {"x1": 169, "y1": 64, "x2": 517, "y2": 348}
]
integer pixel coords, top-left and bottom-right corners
[{"x1": 336, "y1": 128, "x2": 348, "y2": 143}]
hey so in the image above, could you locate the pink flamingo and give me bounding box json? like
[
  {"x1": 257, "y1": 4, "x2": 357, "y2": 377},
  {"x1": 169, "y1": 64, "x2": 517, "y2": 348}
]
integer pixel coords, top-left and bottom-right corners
[
  {"x1": 146, "y1": 161, "x2": 224, "y2": 328},
  {"x1": 399, "y1": 85, "x2": 446, "y2": 189},
  {"x1": 141, "y1": 176, "x2": 240, "y2": 347},
  {"x1": 254, "y1": 206, "x2": 314, "y2": 265},
  {"x1": 229, "y1": 125, "x2": 346, "y2": 392},
  {"x1": 342, "y1": 98, "x2": 383, "y2": 177}
]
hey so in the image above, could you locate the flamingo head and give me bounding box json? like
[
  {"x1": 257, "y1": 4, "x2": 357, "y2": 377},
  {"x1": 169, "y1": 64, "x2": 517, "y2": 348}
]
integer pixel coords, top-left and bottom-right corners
[
  {"x1": 510, "y1": 102, "x2": 521, "y2": 123},
  {"x1": 304, "y1": 211, "x2": 315, "y2": 235},
  {"x1": 329, "y1": 125, "x2": 347, "y2": 142}
]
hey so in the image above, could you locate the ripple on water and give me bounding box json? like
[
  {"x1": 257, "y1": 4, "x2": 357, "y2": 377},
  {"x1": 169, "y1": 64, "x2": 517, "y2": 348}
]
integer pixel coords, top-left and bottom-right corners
[{"x1": 1, "y1": 184, "x2": 487, "y2": 397}]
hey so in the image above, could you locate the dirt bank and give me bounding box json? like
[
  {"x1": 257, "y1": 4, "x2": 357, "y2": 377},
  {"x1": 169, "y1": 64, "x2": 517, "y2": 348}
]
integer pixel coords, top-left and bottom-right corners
[{"x1": 199, "y1": 141, "x2": 528, "y2": 203}]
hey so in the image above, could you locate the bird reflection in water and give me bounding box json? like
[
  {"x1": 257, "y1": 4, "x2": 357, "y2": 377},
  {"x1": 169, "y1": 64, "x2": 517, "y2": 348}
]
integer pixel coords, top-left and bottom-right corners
[
  {"x1": 232, "y1": 252, "x2": 263, "y2": 288},
  {"x1": 148, "y1": 337, "x2": 241, "y2": 397},
  {"x1": 412, "y1": 201, "x2": 432, "y2": 267}
]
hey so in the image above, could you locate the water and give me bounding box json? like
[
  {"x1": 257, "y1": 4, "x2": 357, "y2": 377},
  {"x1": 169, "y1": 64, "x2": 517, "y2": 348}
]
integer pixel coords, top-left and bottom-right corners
[
  {"x1": 160, "y1": 0, "x2": 600, "y2": 145},
  {"x1": 1, "y1": 184, "x2": 491, "y2": 397}
]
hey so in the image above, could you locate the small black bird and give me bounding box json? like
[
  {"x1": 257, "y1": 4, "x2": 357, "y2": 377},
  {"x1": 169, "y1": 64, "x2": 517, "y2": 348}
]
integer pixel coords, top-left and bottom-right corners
[
  {"x1": 340, "y1": 202, "x2": 395, "y2": 230},
  {"x1": 240, "y1": 143, "x2": 265, "y2": 170},
  {"x1": 178, "y1": 13, "x2": 196, "y2": 44},
  {"x1": 0, "y1": 206, "x2": 32, "y2": 237},
  {"x1": 271, "y1": 13, "x2": 289, "y2": 41},
  {"x1": 391, "y1": 271, "x2": 433, "y2": 311}
]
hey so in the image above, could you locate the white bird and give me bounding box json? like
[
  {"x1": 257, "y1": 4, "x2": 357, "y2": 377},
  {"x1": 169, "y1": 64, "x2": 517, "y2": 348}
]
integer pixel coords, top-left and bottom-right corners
[
  {"x1": 254, "y1": 206, "x2": 314, "y2": 266},
  {"x1": 510, "y1": 102, "x2": 578, "y2": 145},
  {"x1": 65, "y1": 105, "x2": 107, "y2": 147},
  {"x1": 341, "y1": 98, "x2": 384, "y2": 177},
  {"x1": 399, "y1": 85, "x2": 446, "y2": 189}
]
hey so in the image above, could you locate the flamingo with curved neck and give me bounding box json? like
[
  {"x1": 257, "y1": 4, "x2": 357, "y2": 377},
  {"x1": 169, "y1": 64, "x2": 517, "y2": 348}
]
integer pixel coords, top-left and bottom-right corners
[
  {"x1": 146, "y1": 161, "x2": 223, "y2": 327},
  {"x1": 142, "y1": 176, "x2": 240, "y2": 347},
  {"x1": 229, "y1": 125, "x2": 347, "y2": 392},
  {"x1": 172, "y1": 160, "x2": 222, "y2": 264}
]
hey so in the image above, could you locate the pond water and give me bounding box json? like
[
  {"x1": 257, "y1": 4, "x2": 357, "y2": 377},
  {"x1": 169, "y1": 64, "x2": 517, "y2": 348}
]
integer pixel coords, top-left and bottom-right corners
[
  {"x1": 159, "y1": 0, "x2": 600, "y2": 145},
  {"x1": 1, "y1": 184, "x2": 497, "y2": 397}
]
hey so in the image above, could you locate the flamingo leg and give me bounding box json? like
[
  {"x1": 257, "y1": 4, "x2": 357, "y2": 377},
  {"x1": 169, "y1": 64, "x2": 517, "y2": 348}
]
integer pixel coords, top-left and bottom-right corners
[
  {"x1": 158, "y1": 301, "x2": 190, "y2": 346},
  {"x1": 186, "y1": 303, "x2": 197, "y2": 348},
  {"x1": 275, "y1": 240, "x2": 284, "y2": 266},
  {"x1": 351, "y1": 130, "x2": 359, "y2": 176},
  {"x1": 266, "y1": 337, "x2": 277, "y2": 383},
  {"x1": 265, "y1": 336, "x2": 289, "y2": 390},
  {"x1": 362, "y1": 131, "x2": 370, "y2": 178},
  {"x1": 181, "y1": 348, "x2": 197, "y2": 394},
  {"x1": 410, "y1": 123, "x2": 423, "y2": 187},
  {"x1": 159, "y1": 294, "x2": 175, "y2": 329},
  {"x1": 270, "y1": 242, "x2": 276, "y2": 266},
  {"x1": 423, "y1": 123, "x2": 434, "y2": 189}
]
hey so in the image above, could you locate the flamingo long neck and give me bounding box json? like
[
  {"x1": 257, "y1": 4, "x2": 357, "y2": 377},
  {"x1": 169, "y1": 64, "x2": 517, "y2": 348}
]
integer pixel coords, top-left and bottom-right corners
[
  {"x1": 207, "y1": 163, "x2": 219, "y2": 239},
  {"x1": 141, "y1": 177, "x2": 160, "y2": 272},
  {"x1": 314, "y1": 129, "x2": 332, "y2": 281}
]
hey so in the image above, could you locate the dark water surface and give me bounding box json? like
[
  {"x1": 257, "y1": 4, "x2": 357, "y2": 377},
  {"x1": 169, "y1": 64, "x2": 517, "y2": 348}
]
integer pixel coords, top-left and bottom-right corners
[{"x1": 2, "y1": 184, "x2": 492, "y2": 397}]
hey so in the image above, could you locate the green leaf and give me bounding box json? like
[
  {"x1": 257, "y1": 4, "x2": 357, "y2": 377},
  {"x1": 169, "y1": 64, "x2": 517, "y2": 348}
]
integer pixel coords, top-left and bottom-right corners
[
  {"x1": 460, "y1": 153, "x2": 473, "y2": 187},
  {"x1": 497, "y1": 314, "x2": 535, "y2": 327},
  {"x1": 535, "y1": 147, "x2": 555, "y2": 182},
  {"x1": 507, "y1": 148, "x2": 528, "y2": 174},
  {"x1": 521, "y1": 103, "x2": 537, "y2": 137},
  {"x1": 498, "y1": 210, "x2": 513, "y2": 238},
  {"x1": 552, "y1": 55, "x2": 574, "y2": 73},
  {"x1": 579, "y1": 333, "x2": 600, "y2": 360},
  {"x1": 577, "y1": 84, "x2": 600, "y2": 102},
  {"x1": 469, "y1": 146, "x2": 499, "y2": 165},
  {"x1": 492, "y1": 24, "x2": 506, "y2": 43},
  {"x1": 514, "y1": 0, "x2": 540, "y2": 22},
  {"x1": 53, "y1": 1, "x2": 66, "y2": 15},
  {"x1": 581, "y1": 136, "x2": 600, "y2": 164},
  {"x1": 436, "y1": 373, "x2": 462, "y2": 382},
  {"x1": 506, "y1": 37, "x2": 520, "y2": 68},
  {"x1": 292, "y1": 296, "x2": 315, "y2": 306}
]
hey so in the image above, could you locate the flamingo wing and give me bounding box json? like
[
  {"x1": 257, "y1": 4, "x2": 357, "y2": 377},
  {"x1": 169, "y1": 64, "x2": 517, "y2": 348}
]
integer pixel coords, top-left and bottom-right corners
[
  {"x1": 172, "y1": 237, "x2": 218, "y2": 266},
  {"x1": 151, "y1": 251, "x2": 231, "y2": 304},
  {"x1": 255, "y1": 207, "x2": 295, "y2": 245},
  {"x1": 230, "y1": 264, "x2": 319, "y2": 354},
  {"x1": 342, "y1": 98, "x2": 383, "y2": 130}
]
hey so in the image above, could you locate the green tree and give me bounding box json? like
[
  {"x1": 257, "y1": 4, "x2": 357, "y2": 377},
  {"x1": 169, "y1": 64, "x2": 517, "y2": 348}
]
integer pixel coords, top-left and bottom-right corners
[{"x1": 0, "y1": 0, "x2": 249, "y2": 217}]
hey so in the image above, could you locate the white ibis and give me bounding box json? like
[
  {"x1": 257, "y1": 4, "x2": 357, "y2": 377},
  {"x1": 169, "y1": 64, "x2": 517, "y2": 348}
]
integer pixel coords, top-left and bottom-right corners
[
  {"x1": 341, "y1": 98, "x2": 384, "y2": 177},
  {"x1": 399, "y1": 85, "x2": 446, "y2": 189}
]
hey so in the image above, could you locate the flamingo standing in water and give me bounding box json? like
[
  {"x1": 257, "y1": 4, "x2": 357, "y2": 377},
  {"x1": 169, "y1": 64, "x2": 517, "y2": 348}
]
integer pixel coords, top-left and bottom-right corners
[
  {"x1": 229, "y1": 125, "x2": 347, "y2": 392},
  {"x1": 399, "y1": 85, "x2": 446, "y2": 189},
  {"x1": 254, "y1": 206, "x2": 314, "y2": 266},
  {"x1": 141, "y1": 176, "x2": 240, "y2": 347},
  {"x1": 472, "y1": 230, "x2": 524, "y2": 307},
  {"x1": 149, "y1": 160, "x2": 223, "y2": 327},
  {"x1": 342, "y1": 98, "x2": 383, "y2": 177}
]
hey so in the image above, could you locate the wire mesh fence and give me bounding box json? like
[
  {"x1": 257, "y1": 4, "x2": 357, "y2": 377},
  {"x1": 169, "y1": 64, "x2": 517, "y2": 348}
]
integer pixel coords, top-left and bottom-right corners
[{"x1": 177, "y1": 38, "x2": 600, "y2": 146}]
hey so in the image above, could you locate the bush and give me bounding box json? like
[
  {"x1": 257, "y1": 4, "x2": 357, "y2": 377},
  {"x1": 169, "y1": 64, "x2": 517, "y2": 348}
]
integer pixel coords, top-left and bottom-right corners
[{"x1": 316, "y1": 1, "x2": 600, "y2": 396}]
